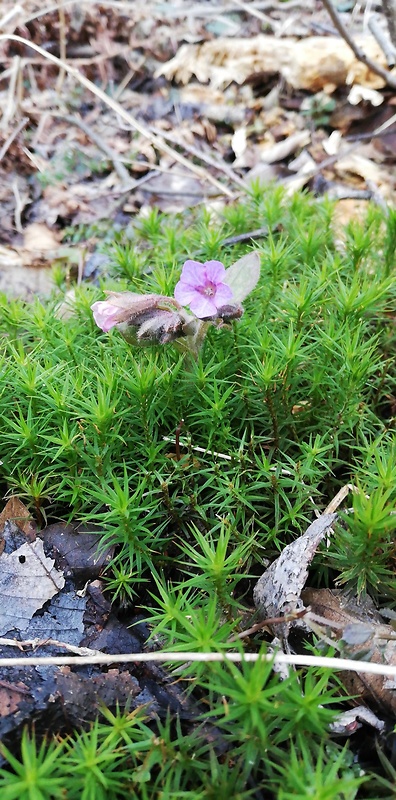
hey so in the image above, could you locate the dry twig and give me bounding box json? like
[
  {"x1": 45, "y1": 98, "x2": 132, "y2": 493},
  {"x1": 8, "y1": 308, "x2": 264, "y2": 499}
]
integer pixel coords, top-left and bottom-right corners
[
  {"x1": 368, "y1": 15, "x2": 396, "y2": 67},
  {"x1": 0, "y1": 115, "x2": 28, "y2": 161},
  {"x1": 382, "y1": 0, "x2": 396, "y2": 48},
  {"x1": 0, "y1": 649, "x2": 395, "y2": 677}
]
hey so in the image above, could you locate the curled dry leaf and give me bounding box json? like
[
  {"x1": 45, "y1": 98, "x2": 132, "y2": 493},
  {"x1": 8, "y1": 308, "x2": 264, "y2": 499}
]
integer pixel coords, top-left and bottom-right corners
[
  {"x1": 0, "y1": 245, "x2": 55, "y2": 298},
  {"x1": 23, "y1": 223, "x2": 60, "y2": 253},
  {"x1": 0, "y1": 497, "x2": 36, "y2": 539},
  {"x1": 330, "y1": 705, "x2": 385, "y2": 735},
  {"x1": 253, "y1": 513, "x2": 337, "y2": 635},
  {"x1": 259, "y1": 130, "x2": 311, "y2": 165}
]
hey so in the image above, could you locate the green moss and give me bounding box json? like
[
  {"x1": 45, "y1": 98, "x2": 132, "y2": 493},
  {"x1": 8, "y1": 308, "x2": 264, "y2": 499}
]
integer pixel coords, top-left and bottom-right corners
[{"x1": 0, "y1": 186, "x2": 394, "y2": 796}]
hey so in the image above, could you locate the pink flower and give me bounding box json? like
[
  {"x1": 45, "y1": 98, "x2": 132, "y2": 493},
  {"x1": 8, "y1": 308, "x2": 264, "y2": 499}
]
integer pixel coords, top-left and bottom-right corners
[
  {"x1": 174, "y1": 260, "x2": 234, "y2": 319},
  {"x1": 91, "y1": 300, "x2": 124, "y2": 332}
]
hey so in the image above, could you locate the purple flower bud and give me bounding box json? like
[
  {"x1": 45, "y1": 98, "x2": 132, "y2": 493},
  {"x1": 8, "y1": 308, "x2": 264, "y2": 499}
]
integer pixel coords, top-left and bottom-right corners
[
  {"x1": 91, "y1": 300, "x2": 123, "y2": 332},
  {"x1": 91, "y1": 292, "x2": 181, "y2": 333}
]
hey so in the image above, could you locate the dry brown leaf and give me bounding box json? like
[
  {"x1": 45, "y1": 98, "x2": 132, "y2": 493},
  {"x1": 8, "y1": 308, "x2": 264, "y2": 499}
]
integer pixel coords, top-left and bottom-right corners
[
  {"x1": 56, "y1": 667, "x2": 141, "y2": 722},
  {"x1": 0, "y1": 682, "x2": 30, "y2": 718},
  {"x1": 334, "y1": 152, "x2": 387, "y2": 183},
  {"x1": 23, "y1": 222, "x2": 60, "y2": 253},
  {"x1": 303, "y1": 588, "x2": 396, "y2": 716},
  {"x1": 0, "y1": 497, "x2": 36, "y2": 538},
  {"x1": 0, "y1": 246, "x2": 54, "y2": 297},
  {"x1": 158, "y1": 35, "x2": 389, "y2": 92},
  {"x1": 259, "y1": 130, "x2": 311, "y2": 164}
]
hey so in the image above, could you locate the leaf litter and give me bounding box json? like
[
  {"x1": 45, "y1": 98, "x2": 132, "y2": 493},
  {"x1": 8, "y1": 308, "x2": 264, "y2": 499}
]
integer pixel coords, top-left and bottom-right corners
[
  {"x1": 0, "y1": 528, "x2": 65, "y2": 636},
  {"x1": 0, "y1": 0, "x2": 396, "y2": 294},
  {"x1": 0, "y1": 501, "x2": 221, "y2": 751}
]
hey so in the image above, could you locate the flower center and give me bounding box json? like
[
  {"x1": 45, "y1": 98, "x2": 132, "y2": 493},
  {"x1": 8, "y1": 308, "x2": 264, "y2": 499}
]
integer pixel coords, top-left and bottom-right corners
[{"x1": 199, "y1": 282, "x2": 216, "y2": 297}]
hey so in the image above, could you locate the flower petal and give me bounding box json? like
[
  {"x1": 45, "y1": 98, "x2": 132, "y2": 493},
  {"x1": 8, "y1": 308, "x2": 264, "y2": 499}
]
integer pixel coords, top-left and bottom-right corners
[
  {"x1": 91, "y1": 301, "x2": 122, "y2": 332},
  {"x1": 174, "y1": 281, "x2": 199, "y2": 306},
  {"x1": 203, "y1": 260, "x2": 227, "y2": 283},
  {"x1": 214, "y1": 282, "x2": 234, "y2": 306},
  {"x1": 223, "y1": 252, "x2": 261, "y2": 302},
  {"x1": 178, "y1": 260, "x2": 208, "y2": 287},
  {"x1": 189, "y1": 294, "x2": 218, "y2": 318}
]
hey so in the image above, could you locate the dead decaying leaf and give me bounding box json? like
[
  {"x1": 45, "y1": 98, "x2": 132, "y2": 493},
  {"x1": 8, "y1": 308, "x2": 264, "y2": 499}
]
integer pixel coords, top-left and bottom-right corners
[
  {"x1": 259, "y1": 130, "x2": 311, "y2": 165},
  {"x1": 43, "y1": 523, "x2": 114, "y2": 580},
  {"x1": 330, "y1": 705, "x2": 385, "y2": 735},
  {"x1": 55, "y1": 668, "x2": 141, "y2": 723},
  {"x1": 0, "y1": 245, "x2": 55, "y2": 298},
  {"x1": 158, "y1": 35, "x2": 389, "y2": 91},
  {"x1": 22, "y1": 223, "x2": 60, "y2": 253},
  {"x1": 24, "y1": 591, "x2": 87, "y2": 647},
  {"x1": 0, "y1": 681, "x2": 30, "y2": 719},
  {"x1": 253, "y1": 513, "x2": 338, "y2": 634},
  {"x1": 0, "y1": 538, "x2": 65, "y2": 635},
  {"x1": 0, "y1": 512, "x2": 217, "y2": 740},
  {"x1": 253, "y1": 510, "x2": 396, "y2": 721},
  {"x1": 0, "y1": 497, "x2": 37, "y2": 539},
  {"x1": 303, "y1": 588, "x2": 396, "y2": 716}
]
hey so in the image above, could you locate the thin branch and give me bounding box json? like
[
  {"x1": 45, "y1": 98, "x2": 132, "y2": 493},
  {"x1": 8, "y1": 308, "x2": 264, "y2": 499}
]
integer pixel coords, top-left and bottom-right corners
[
  {"x1": 12, "y1": 178, "x2": 24, "y2": 233},
  {"x1": 0, "y1": 649, "x2": 396, "y2": 677},
  {"x1": 231, "y1": 0, "x2": 280, "y2": 32},
  {"x1": 229, "y1": 609, "x2": 308, "y2": 641},
  {"x1": 0, "y1": 636, "x2": 100, "y2": 657},
  {"x1": 24, "y1": 1, "x2": 310, "y2": 24},
  {"x1": 56, "y1": 2, "x2": 67, "y2": 93},
  {"x1": 0, "y1": 5, "x2": 23, "y2": 29},
  {"x1": 222, "y1": 226, "x2": 270, "y2": 245},
  {"x1": 382, "y1": 0, "x2": 396, "y2": 48},
  {"x1": 0, "y1": 35, "x2": 236, "y2": 198},
  {"x1": 321, "y1": 0, "x2": 396, "y2": 89},
  {"x1": 1, "y1": 55, "x2": 20, "y2": 130},
  {"x1": 368, "y1": 15, "x2": 396, "y2": 67}
]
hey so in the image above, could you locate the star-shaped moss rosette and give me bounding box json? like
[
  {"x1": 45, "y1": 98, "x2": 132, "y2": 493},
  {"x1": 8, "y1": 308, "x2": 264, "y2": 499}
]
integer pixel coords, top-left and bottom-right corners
[{"x1": 91, "y1": 252, "x2": 260, "y2": 358}]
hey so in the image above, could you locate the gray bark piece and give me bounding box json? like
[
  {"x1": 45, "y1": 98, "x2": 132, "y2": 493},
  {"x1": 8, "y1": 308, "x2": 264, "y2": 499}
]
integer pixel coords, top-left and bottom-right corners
[{"x1": 253, "y1": 513, "x2": 338, "y2": 626}]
